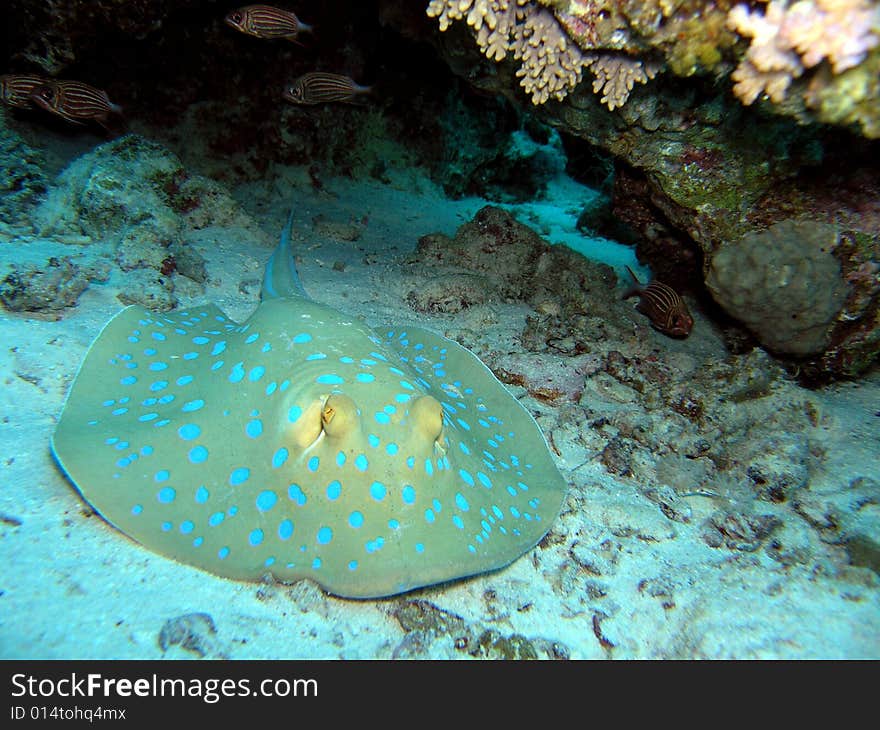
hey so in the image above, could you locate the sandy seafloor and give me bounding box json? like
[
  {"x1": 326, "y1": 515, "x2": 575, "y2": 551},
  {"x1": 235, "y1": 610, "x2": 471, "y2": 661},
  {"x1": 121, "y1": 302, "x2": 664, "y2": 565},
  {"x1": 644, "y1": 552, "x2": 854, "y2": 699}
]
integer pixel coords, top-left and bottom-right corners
[{"x1": 1, "y1": 130, "x2": 879, "y2": 660}]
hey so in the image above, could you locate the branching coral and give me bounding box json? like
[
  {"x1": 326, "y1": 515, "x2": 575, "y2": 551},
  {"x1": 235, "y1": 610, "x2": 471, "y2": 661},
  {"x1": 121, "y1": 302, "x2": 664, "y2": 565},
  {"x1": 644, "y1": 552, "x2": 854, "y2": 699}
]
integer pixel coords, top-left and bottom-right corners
[
  {"x1": 727, "y1": 0, "x2": 880, "y2": 105},
  {"x1": 426, "y1": 0, "x2": 655, "y2": 109}
]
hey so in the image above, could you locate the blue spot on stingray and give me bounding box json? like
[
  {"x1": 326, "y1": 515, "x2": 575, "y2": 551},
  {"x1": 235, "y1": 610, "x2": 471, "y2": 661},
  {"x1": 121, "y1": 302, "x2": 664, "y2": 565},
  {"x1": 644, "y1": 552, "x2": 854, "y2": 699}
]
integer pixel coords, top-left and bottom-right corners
[
  {"x1": 388, "y1": 519, "x2": 400, "y2": 530},
  {"x1": 131, "y1": 504, "x2": 143, "y2": 516},
  {"x1": 395, "y1": 394, "x2": 411, "y2": 403},
  {"x1": 425, "y1": 459, "x2": 434, "y2": 476},
  {"x1": 155, "y1": 470, "x2": 170, "y2": 482},
  {"x1": 149, "y1": 362, "x2": 168, "y2": 372},
  {"x1": 182, "y1": 399, "x2": 205, "y2": 412},
  {"x1": 478, "y1": 472, "x2": 493, "y2": 489},
  {"x1": 158, "y1": 394, "x2": 174, "y2": 405},
  {"x1": 144, "y1": 347, "x2": 157, "y2": 356},
  {"x1": 246, "y1": 419, "x2": 263, "y2": 439},
  {"x1": 336, "y1": 451, "x2": 346, "y2": 467},
  {"x1": 386, "y1": 442, "x2": 399, "y2": 455},
  {"x1": 308, "y1": 456, "x2": 320, "y2": 472},
  {"x1": 189, "y1": 445, "x2": 208, "y2": 464},
  {"x1": 209, "y1": 511, "x2": 225, "y2": 526},
  {"x1": 425, "y1": 509, "x2": 435, "y2": 523},
  {"x1": 356, "y1": 373, "x2": 375, "y2": 383},
  {"x1": 370, "y1": 481, "x2": 386, "y2": 501},
  {"x1": 139, "y1": 413, "x2": 158, "y2": 422},
  {"x1": 149, "y1": 381, "x2": 168, "y2": 393},
  {"x1": 340, "y1": 356, "x2": 354, "y2": 364},
  {"x1": 456, "y1": 418, "x2": 471, "y2": 431},
  {"x1": 433, "y1": 498, "x2": 442, "y2": 513},
  {"x1": 256, "y1": 490, "x2": 277, "y2": 512},
  {"x1": 510, "y1": 506, "x2": 521, "y2": 518},
  {"x1": 211, "y1": 341, "x2": 226, "y2": 356},
  {"x1": 157, "y1": 487, "x2": 176, "y2": 504},
  {"x1": 402, "y1": 485, "x2": 416, "y2": 504},
  {"x1": 180, "y1": 521, "x2": 194, "y2": 534},
  {"x1": 105, "y1": 437, "x2": 118, "y2": 445},
  {"x1": 406, "y1": 456, "x2": 415, "y2": 469},
  {"x1": 112, "y1": 407, "x2": 128, "y2": 416},
  {"x1": 193, "y1": 537, "x2": 204, "y2": 547},
  {"x1": 192, "y1": 336, "x2": 209, "y2": 345},
  {"x1": 249, "y1": 365, "x2": 265, "y2": 382},
  {"x1": 128, "y1": 335, "x2": 139, "y2": 344},
  {"x1": 459, "y1": 469, "x2": 475, "y2": 487},
  {"x1": 176, "y1": 375, "x2": 193, "y2": 386},
  {"x1": 287, "y1": 484, "x2": 307, "y2": 505},
  {"x1": 517, "y1": 481, "x2": 529, "y2": 492},
  {"x1": 280, "y1": 380, "x2": 291, "y2": 391},
  {"x1": 453, "y1": 515, "x2": 464, "y2": 529},
  {"x1": 455, "y1": 493, "x2": 470, "y2": 511},
  {"x1": 121, "y1": 375, "x2": 137, "y2": 386},
  {"x1": 316, "y1": 374, "x2": 344, "y2": 385},
  {"x1": 399, "y1": 380, "x2": 414, "y2": 390},
  {"x1": 218, "y1": 547, "x2": 230, "y2": 560},
  {"x1": 245, "y1": 333, "x2": 260, "y2": 344},
  {"x1": 374, "y1": 412, "x2": 390, "y2": 425},
  {"x1": 183, "y1": 352, "x2": 199, "y2": 360},
  {"x1": 348, "y1": 512, "x2": 364, "y2": 528},
  {"x1": 178, "y1": 423, "x2": 200, "y2": 441},
  {"x1": 287, "y1": 406, "x2": 302, "y2": 422},
  {"x1": 249, "y1": 529, "x2": 264, "y2": 546},
  {"x1": 262, "y1": 342, "x2": 272, "y2": 353},
  {"x1": 195, "y1": 486, "x2": 209, "y2": 503},
  {"x1": 317, "y1": 526, "x2": 333, "y2": 544},
  {"x1": 266, "y1": 382, "x2": 277, "y2": 395},
  {"x1": 312, "y1": 558, "x2": 321, "y2": 570},
  {"x1": 229, "y1": 362, "x2": 245, "y2": 383},
  {"x1": 161, "y1": 521, "x2": 172, "y2": 532},
  {"x1": 278, "y1": 520, "x2": 293, "y2": 540},
  {"x1": 306, "y1": 353, "x2": 327, "y2": 361},
  {"x1": 416, "y1": 543, "x2": 425, "y2": 554},
  {"x1": 229, "y1": 467, "x2": 249, "y2": 486},
  {"x1": 348, "y1": 560, "x2": 358, "y2": 571},
  {"x1": 211, "y1": 361, "x2": 224, "y2": 371},
  {"x1": 152, "y1": 332, "x2": 167, "y2": 342},
  {"x1": 272, "y1": 447, "x2": 288, "y2": 468},
  {"x1": 326, "y1": 480, "x2": 341, "y2": 500},
  {"x1": 368, "y1": 434, "x2": 380, "y2": 448},
  {"x1": 355, "y1": 454, "x2": 368, "y2": 471},
  {"x1": 293, "y1": 333, "x2": 312, "y2": 344},
  {"x1": 459, "y1": 442, "x2": 471, "y2": 456},
  {"x1": 102, "y1": 399, "x2": 115, "y2": 407}
]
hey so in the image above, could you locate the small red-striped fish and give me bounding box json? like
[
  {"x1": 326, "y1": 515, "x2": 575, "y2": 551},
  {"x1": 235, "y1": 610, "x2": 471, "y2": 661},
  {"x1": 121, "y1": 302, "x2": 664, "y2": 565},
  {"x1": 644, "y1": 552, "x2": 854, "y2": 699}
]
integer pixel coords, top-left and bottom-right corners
[
  {"x1": 0, "y1": 74, "x2": 48, "y2": 108},
  {"x1": 224, "y1": 5, "x2": 312, "y2": 41},
  {"x1": 623, "y1": 266, "x2": 693, "y2": 338},
  {"x1": 282, "y1": 72, "x2": 372, "y2": 106},
  {"x1": 29, "y1": 80, "x2": 122, "y2": 128}
]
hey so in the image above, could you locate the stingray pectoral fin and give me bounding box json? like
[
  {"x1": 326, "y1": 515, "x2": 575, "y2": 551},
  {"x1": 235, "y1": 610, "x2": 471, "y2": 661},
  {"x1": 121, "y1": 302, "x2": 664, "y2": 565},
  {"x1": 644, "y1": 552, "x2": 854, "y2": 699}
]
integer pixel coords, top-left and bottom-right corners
[{"x1": 50, "y1": 303, "x2": 229, "y2": 522}]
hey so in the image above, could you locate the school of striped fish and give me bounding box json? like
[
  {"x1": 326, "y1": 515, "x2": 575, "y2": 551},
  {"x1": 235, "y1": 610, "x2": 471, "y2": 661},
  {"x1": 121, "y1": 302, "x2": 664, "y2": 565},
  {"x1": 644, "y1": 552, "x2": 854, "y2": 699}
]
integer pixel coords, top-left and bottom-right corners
[{"x1": 0, "y1": 4, "x2": 369, "y2": 127}]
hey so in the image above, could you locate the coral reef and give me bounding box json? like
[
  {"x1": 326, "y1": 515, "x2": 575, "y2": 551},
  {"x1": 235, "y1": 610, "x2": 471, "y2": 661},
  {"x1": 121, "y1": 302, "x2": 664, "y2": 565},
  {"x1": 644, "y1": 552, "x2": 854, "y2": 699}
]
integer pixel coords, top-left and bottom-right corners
[
  {"x1": 705, "y1": 220, "x2": 849, "y2": 357},
  {"x1": 727, "y1": 0, "x2": 880, "y2": 135}
]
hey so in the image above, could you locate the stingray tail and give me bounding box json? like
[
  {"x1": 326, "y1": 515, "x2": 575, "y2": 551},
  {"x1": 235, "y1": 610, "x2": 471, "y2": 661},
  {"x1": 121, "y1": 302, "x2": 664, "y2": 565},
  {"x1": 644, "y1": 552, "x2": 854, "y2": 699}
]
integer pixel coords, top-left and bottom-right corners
[
  {"x1": 261, "y1": 209, "x2": 309, "y2": 301},
  {"x1": 621, "y1": 265, "x2": 642, "y2": 300}
]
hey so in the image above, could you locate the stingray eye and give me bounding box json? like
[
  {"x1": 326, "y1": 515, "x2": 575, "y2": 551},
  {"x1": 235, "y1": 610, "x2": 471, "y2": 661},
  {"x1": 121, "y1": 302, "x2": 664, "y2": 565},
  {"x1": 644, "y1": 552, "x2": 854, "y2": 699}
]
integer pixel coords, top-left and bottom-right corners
[
  {"x1": 322, "y1": 394, "x2": 358, "y2": 438},
  {"x1": 409, "y1": 395, "x2": 444, "y2": 446},
  {"x1": 40, "y1": 88, "x2": 54, "y2": 100},
  {"x1": 230, "y1": 11, "x2": 242, "y2": 23}
]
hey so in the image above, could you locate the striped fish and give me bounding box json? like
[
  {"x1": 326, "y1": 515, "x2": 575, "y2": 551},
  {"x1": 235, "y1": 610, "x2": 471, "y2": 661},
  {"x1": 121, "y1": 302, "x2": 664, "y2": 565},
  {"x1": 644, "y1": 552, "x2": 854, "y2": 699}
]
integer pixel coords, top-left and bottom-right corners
[
  {"x1": 29, "y1": 80, "x2": 122, "y2": 128},
  {"x1": 623, "y1": 266, "x2": 694, "y2": 338},
  {"x1": 0, "y1": 74, "x2": 48, "y2": 109},
  {"x1": 224, "y1": 4, "x2": 312, "y2": 42},
  {"x1": 282, "y1": 72, "x2": 372, "y2": 106}
]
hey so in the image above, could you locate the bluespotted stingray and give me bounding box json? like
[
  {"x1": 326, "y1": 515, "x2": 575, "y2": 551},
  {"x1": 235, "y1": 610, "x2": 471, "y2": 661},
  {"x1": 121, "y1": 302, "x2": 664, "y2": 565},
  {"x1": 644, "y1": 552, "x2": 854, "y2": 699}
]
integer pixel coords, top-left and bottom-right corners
[{"x1": 51, "y1": 214, "x2": 568, "y2": 598}]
